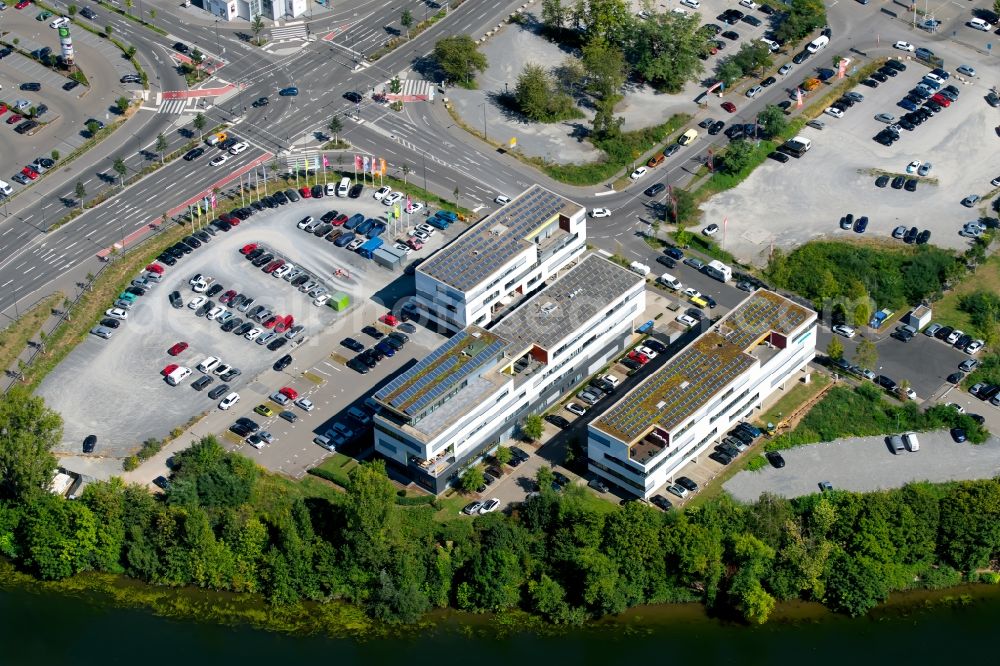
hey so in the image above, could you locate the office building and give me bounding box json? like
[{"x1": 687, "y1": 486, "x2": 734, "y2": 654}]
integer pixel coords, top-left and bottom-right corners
[
  {"x1": 588, "y1": 290, "x2": 816, "y2": 498},
  {"x1": 373, "y1": 254, "x2": 644, "y2": 493},
  {"x1": 414, "y1": 185, "x2": 586, "y2": 334}
]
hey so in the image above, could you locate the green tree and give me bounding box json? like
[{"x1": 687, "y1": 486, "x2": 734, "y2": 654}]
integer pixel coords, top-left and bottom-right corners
[
  {"x1": 513, "y1": 63, "x2": 575, "y2": 122},
  {"x1": 75, "y1": 180, "x2": 86, "y2": 210},
  {"x1": 581, "y1": 39, "x2": 627, "y2": 99},
  {"x1": 541, "y1": 0, "x2": 568, "y2": 32},
  {"x1": 86, "y1": 119, "x2": 101, "y2": 137},
  {"x1": 0, "y1": 390, "x2": 62, "y2": 501},
  {"x1": 853, "y1": 339, "x2": 877, "y2": 372},
  {"x1": 68, "y1": 4, "x2": 77, "y2": 16},
  {"x1": 401, "y1": 9, "x2": 414, "y2": 38},
  {"x1": 343, "y1": 460, "x2": 396, "y2": 570},
  {"x1": 628, "y1": 12, "x2": 706, "y2": 92},
  {"x1": 494, "y1": 446, "x2": 513, "y2": 467},
  {"x1": 125, "y1": 45, "x2": 137, "y2": 59},
  {"x1": 758, "y1": 104, "x2": 788, "y2": 139},
  {"x1": 460, "y1": 467, "x2": 485, "y2": 493},
  {"x1": 522, "y1": 413, "x2": 544, "y2": 441},
  {"x1": 731, "y1": 41, "x2": 773, "y2": 77},
  {"x1": 536, "y1": 465, "x2": 555, "y2": 492},
  {"x1": 583, "y1": 0, "x2": 631, "y2": 44},
  {"x1": 124, "y1": 0, "x2": 134, "y2": 15},
  {"x1": 774, "y1": 0, "x2": 827, "y2": 43},
  {"x1": 193, "y1": 112, "x2": 207, "y2": 140},
  {"x1": 112, "y1": 157, "x2": 128, "y2": 186},
  {"x1": 104, "y1": 24, "x2": 113, "y2": 38},
  {"x1": 328, "y1": 115, "x2": 343, "y2": 143},
  {"x1": 116, "y1": 95, "x2": 130, "y2": 114},
  {"x1": 717, "y1": 58, "x2": 745, "y2": 87},
  {"x1": 720, "y1": 140, "x2": 756, "y2": 175},
  {"x1": 251, "y1": 15, "x2": 265, "y2": 45},
  {"x1": 433, "y1": 35, "x2": 487, "y2": 86},
  {"x1": 528, "y1": 573, "x2": 572, "y2": 621},
  {"x1": 591, "y1": 95, "x2": 623, "y2": 141},
  {"x1": 21, "y1": 493, "x2": 97, "y2": 579},
  {"x1": 824, "y1": 551, "x2": 889, "y2": 616},
  {"x1": 826, "y1": 336, "x2": 844, "y2": 361},
  {"x1": 155, "y1": 132, "x2": 168, "y2": 164},
  {"x1": 191, "y1": 48, "x2": 205, "y2": 69}
]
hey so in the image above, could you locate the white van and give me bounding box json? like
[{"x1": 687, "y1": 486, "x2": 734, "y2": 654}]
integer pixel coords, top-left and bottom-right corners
[
  {"x1": 0, "y1": 180, "x2": 12, "y2": 197},
  {"x1": 166, "y1": 366, "x2": 192, "y2": 386},
  {"x1": 680, "y1": 0, "x2": 700, "y2": 8},
  {"x1": 336, "y1": 176, "x2": 351, "y2": 197},
  {"x1": 628, "y1": 261, "x2": 651, "y2": 277},
  {"x1": 658, "y1": 273, "x2": 682, "y2": 291},
  {"x1": 806, "y1": 35, "x2": 830, "y2": 53},
  {"x1": 903, "y1": 432, "x2": 920, "y2": 452}
]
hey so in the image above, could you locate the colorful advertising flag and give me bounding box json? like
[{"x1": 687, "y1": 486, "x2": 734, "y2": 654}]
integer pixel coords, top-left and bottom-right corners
[
  {"x1": 210, "y1": 193, "x2": 217, "y2": 209},
  {"x1": 322, "y1": 154, "x2": 329, "y2": 168},
  {"x1": 393, "y1": 204, "x2": 401, "y2": 220},
  {"x1": 380, "y1": 158, "x2": 387, "y2": 175},
  {"x1": 509, "y1": 137, "x2": 517, "y2": 148},
  {"x1": 837, "y1": 58, "x2": 849, "y2": 79},
  {"x1": 354, "y1": 154, "x2": 363, "y2": 171},
  {"x1": 795, "y1": 88, "x2": 803, "y2": 108},
  {"x1": 363, "y1": 156, "x2": 370, "y2": 173}
]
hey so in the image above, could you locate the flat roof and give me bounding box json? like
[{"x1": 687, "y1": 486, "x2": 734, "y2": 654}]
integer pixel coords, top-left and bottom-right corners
[
  {"x1": 595, "y1": 290, "x2": 813, "y2": 444},
  {"x1": 492, "y1": 254, "x2": 643, "y2": 352},
  {"x1": 374, "y1": 327, "x2": 508, "y2": 418},
  {"x1": 417, "y1": 185, "x2": 582, "y2": 292}
]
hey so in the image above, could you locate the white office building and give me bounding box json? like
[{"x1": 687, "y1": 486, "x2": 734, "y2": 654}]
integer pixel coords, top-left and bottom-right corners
[
  {"x1": 203, "y1": 0, "x2": 307, "y2": 22},
  {"x1": 373, "y1": 255, "x2": 645, "y2": 493},
  {"x1": 414, "y1": 185, "x2": 587, "y2": 334},
  {"x1": 588, "y1": 290, "x2": 817, "y2": 498}
]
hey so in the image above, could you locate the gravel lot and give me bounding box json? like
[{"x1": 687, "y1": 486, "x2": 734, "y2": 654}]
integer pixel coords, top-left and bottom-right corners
[
  {"x1": 724, "y1": 430, "x2": 1000, "y2": 502},
  {"x1": 39, "y1": 194, "x2": 446, "y2": 458},
  {"x1": 702, "y1": 61, "x2": 999, "y2": 266}
]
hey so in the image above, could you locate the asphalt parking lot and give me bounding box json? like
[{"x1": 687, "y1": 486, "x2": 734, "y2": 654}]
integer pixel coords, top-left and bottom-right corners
[
  {"x1": 702, "y1": 53, "x2": 1000, "y2": 266},
  {"x1": 39, "y1": 190, "x2": 454, "y2": 458},
  {"x1": 724, "y1": 430, "x2": 1000, "y2": 502}
]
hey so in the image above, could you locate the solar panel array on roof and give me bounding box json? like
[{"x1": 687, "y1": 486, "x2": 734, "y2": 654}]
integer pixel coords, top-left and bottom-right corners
[
  {"x1": 376, "y1": 330, "x2": 471, "y2": 405},
  {"x1": 722, "y1": 292, "x2": 810, "y2": 349},
  {"x1": 420, "y1": 186, "x2": 575, "y2": 291},
  {"x1": 406, "y1": 338, "x2": 508, "y2": 414}
]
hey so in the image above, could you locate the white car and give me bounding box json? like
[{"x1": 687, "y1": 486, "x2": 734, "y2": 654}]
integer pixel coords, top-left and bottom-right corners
[
  {"x1": 197, "y1": 356, "x2": 221, "y2": 373},
  {"x1": 904, "y1": 388, "x2": 917, "y2": 401},
  {"x1": 313, "y1": 294, "x2": 330, "y2": 307},
  {"x1": 206, "y1": 306, "x2": 225, "y2": 320},
  {"x1": 824, "y1": 107, "x2": 844, "y2": 119},
  {"x1": 347, "y1": 238, "x2": 365, "y2": 251},
  {"x1": 759, "y1": 38, "x2": 779, "y2": 52},
  {"x1": 738, "y1": 0, "x2": 757, "y2": 8},
  {"x1": 591, "y1": 207, "x2": 611, "y2": 218},
  {"x1": 219, "y1": 392, "x2": 240, "y2": 410},
  {"x1": 629, "y1": 166, "x2": 648, "y2": 181},
  {"x1": 187, "y1": 296, "x2": 206, "y2": 309},
  {"x1": 947, "y1": 329, "x2": 963, "y2": 345},
  {"x1": 948, "y1": 402, "x2": 965, "y2": 414},
  {"x1": 680, "y1": 0, "x2": 700, "y2": 8},
  {"x1": 991, "y1": 176, "x2": 1000, "y2": 188},
  {"x1": 968, "y1": 18, "x2": 993, "y2": 32},
  {"x1": 893, "y1": 41, "x2": 914, "y2": 52},
  {"x1": 405, "y1": 201, "x2": 424, "y2": 214},
  {"x1": 297, "y1": 216, "x2": 315, "y2": 230},
  {"x1": 494, "y1": 195, "x2": 511, "y2": 205},
  {"x1": 416, "y1": 223, "x2": 436, "y2": 236},
  {"x1": 295, "y1": 397, "x2": 315, "y2": 411},
  {"x1": 676, "y1": 314, "x2": 698, "y2": 328},
  {"x1": 682, "y1": 288, "x2": 702, "y2": 300},
  {"x1": 906, "y1": 160, "x2": 921, "y2": 174},
  {"x1": 228, "y1": 141, "x2": 249, "y2": 155},
  {"x1": 324, "y1": 183, "x2": 337, "y2": 196},
  {"x1": 412, "y1": 229, "x2": 431, "y2": 241},
  {"x1": 213, "y1": 363, "x2": 232, "y2": 376},
  {"x1": 746, "y1": 85, "x2": 763, "y2": 99},
  {"x1": 600, "y1": 374, "x2": 619, "y2": 387},
  {"x1": 702, "y1": 223, "x2": 719, "y2": 236},
  {"x1": 50, "y1": 17, "x2": 70, "y2": 29},
  {"x1": 566, "y1": 403, "x2": 587, "y2": 416},
  {"x1": 373, "y1": 186, "x2": 391, "y2": 201},
  {"x1": 244, "y1": 327, "x2": 263, "y2": 341},
  {"x1": 393, "y1": 242, "x2": 412, "y2": 255},
  {"x1": 637, "y1": 345, "x2": 658, "y2": 359},
  {"x1": 832, "y1": 324, "x2": 856, "y2": 338},
  {"x1": 382, "y1": 192, "x2": 404, "y2": 206},
  {"x1": 965, "y1": 339, "x2": 984, "y2": 355},
  {"x1": 272, "y1": 265, "x2": 292, "y2": 279},
  {"x1": 209, "y1": 154, "x2": 229, "y2": 167},
  {"x1": 104, "y1": 307, "x2": 128, "y2": 320},
  {"x1": 479, "y1": 498, "x2": 501, "y2": 514}
]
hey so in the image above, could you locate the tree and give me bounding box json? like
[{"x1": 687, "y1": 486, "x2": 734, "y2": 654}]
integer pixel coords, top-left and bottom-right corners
[
  {"x1": 851, "y1": 300, "x2": 871, "y2": 329},
  {"x1": 853, "y1": 339, "x2": 877, "y2": 372},
  {"x1": 155, "y1": 132, "x2": 168, "y2": 164},
  {"x1": 535, "y1": 465, "x2": 555, "y2": 493},
  {"x1": 193, "y1": 112, "x2": 207, "y2": 140},
  {"x1": 522, "y1": 414, "x2": 544, "y2": 441},
  {"x1": 51, "y1": 149, "x2": 60, "y2": 161},
  {"x1": 591, "y1": 95, "x2": 623, "y2": 141},
  {"x1": 774, "y1": 0, "x2": 827, "y2": 43},
  {"x1": 68, "y1": 5, "x2": 77, "y2": 16},
  {"x1": 75, "y1": 180, "x2": 86, "y2": 210},
  {"x1": 459, "y1": 466, "x2": 485, "y2": 493},
  {"x1": 825, "y1": 337, "x2": 844, "y2": 362},
  {"x1": 116, "y1": 95, "x2": 130, "y2": 115},
  {"x1": 112, "y1": 157, "x2": 127, "y2": 186},
  {"x1": 150, "y1": 8, "x2": 156, "y2": 20},
  {"x1": 327, "y1": 115, "x2": 343, "y2": 143},
  {"x1": 720, "y1": 140, "x2": 756, "y2": 175},
  {"x1": 250, "y1": 15, "x2": 265, "y2": 45},
  {"x1": 494, "y1": 446, "x2": 512, "y2": 467},
  {"x1": 716, "y1": 58, "x2": 745, "y2": 87},
  {"x1": 401, "y1": 9, "x2": 414, "y2": 38},
  {"x1": 0, "y1": 390, "x2": 62, "y2": 501},
  {"x1": 512, "y1": 64, "x2": 577, "y2": 122},
  {"x1": 581, "y1": 39, "x2": 627, "y2": 99},
  {"x1": 191, "y1": 48, "x2": 205, "y2": 69},
  {"x1": 824, "y1": 551, "x2": 888, "y2": 616},
  {"x1": 104, "y1": 24, "x2": 113, "y2": 38},
  {"x1": 433, "y1": 35, "x2": 487, "y2": 86},
  {"x1": 124, "y1": 0, "x2": 133, "y2": 15},
  {"x1": 125, "y1": 45, "x2": 137, "y2": 59},
  {"x1": 758, "y1": 104, "x2": 788, "y2": 139},
  {"x1": 86, "y1": 119, "x2": 101, "y2": 137},
  {"x1": 541, "y1": 0, "x2": 567, "y2": 32},
  {"x1": 583, "y1": 0, "x2": 631, "y2": 44},
  {"x1": 628, "y1": 12, "x2": 706, "y2": 92}
]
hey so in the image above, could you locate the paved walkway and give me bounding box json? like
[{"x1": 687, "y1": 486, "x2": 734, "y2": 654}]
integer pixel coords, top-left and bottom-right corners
[{"x1": 725, "y1": 431, "x2": 1000, "y2": 502}]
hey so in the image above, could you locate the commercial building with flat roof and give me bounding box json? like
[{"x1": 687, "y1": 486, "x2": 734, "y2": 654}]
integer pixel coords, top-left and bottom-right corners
[
  {"x1": 588, "y1": 290, "x2": 817, "y2": 498},
  {"x1": 374, "y1": 254, "x2": 644, "y2": 493},
  {"x1": 414, "y1": 185, "x2": 586, "y2": 333}
]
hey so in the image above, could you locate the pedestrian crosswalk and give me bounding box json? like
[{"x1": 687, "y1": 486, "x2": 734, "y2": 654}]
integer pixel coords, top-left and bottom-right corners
[
  {"x1": 158, "y1": 98, "x2": 190, "y2": 114},
  {"x1": 270, "y1": 24, "x2": 309, "y2": 42},
  {"x1": 385, "y1": 79, "x2": 434, "y2": 102}
]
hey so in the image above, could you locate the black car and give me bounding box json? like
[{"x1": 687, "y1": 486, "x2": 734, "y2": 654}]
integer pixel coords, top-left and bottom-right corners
[
  {"x1": 708, "y1": 120, "x2": 725, "y2": 135},
  {"x1": 83, "y1": 435, "x2": 97, "y2": 453},
  {"x1": 765, "y1": 451, "x2": 786, "y2": 468},
  {"x1": 875, "y1": 175, "x2": 889, "y2": 188},
  {"x1": 234, "y1": 322, "x2": 254, "y2": 336},
  {"x1": 676, "y1": 476, "x2": 699, "y2": 492},
  {"x1": 884, "y1": 59, "x2": 906, "y2": 72},
  {"x1": 725, "y1": 124, "x2": 745, "y2": 140},
  {"x1": 182, "y1": 235, "x2": 202, "y2": 249},
  {"x1": 342, "y1": 337, "x2": 365, "y2": 352},
  {"x1": 644, "y1": 183, "x2": 666, "y2": 197},
  {"x1": 20, "y1": 82, "x2": 41, "y2": 92},
  {"x1": 157, "y1": 253, "x2": 177, "y2": 267},
  {"x1": 935, "y1": 326, "x2": 954, "y2": 340},
  {"x1": 621, "y1": 358, "x2": 643, "y2": 371},
  {"x1": 875, "y1": 375, "x2": 897, "y2": 391},
  {"x1": 651, "y1": 495, "x2": 673, "y2": 511},
  {"x1": 357, "y1": 352, "x2": 378, "y2": 369},
  {"x1": 665, "y1": 247, "x2": 684, "y2": 260},
  {"x1": 904, "y1": 226, "x2": 919, "y2": 244},
  {"x1": 644, "y1": 339, "x2": 667, "y2": 354},
  {"x1": 252, "y1": 96, "x2": 269, "y2": 107},
  {"x1": 947, "y1": 372, "x2": 964, "y2": 384},
  {"x1": 545, "y1": 414, "x2": 571, "y2": 429},
  {"x1": 904, "y1": 179, "x2": 917, "y2": 192},
  {"x1": 173, "y1": 42, "x2": 190, "y2": 54},
  {"x1": 183, "y1": 147, "x2": 205, "y2": 161},
  {"x1": 349, "y1": 183, "x2": 364, "y2": 198},
  {"x1": 870, "y1": 71, "x2": 888, "y2": 83},
  {"x1": 192, "y1": 376, "x2": 213, "y2": 391},
  {"x1": 206, "y1": 284, "x2": 224, "y2": 298},
  {"x1": 510, "y1": 446, "x2": 530, "y2": 463},
  {"x1": 792, "y1": 50, "x2": 810, "y2": 65},
  {"x1": 878, "y1": 66, "x2": 897, "y2": 78},
  {"x1": 656, "y1": 255, "x2": 677, "y2": 268},
  {"x1": 125, "y1": 286, "x2": 146, "y2": 297},
  {"x1": 891, "y1": 175, "x2": 906, "y2": 189},
  {"x1": 861, "y1": 78, "x2": 879, "y2": 88},
  {"x1": 362, "y1": 325, "x2": 384, "y2": 339},
  {"x1": 768, "y1": 151, "x2": 790, "y2": 163},
  {"x1": 709, "y1": 451, "x2": 733, "y2": 465},
  {"x1": 285, "y1": 188, "x2": 300, "y2": 202},
  {"x1": 152, "y1": 476, "x2": 171, "y2": 491},
  {"x1": 950, "y1": 428, "x2": 967, "y2": 443},
  {"x1": 347, "y1": 358, "x2": 369, "y2": 374},
  {"x1": 273, "y1": 354, "x2": 293, "y2": 372},
  {"x1": 221, "y1": 318, "x2": 241, "y2": 332},
  {"x1": 268, "y1": 337, "x2": 287, "y2": 351},
  {"x1": 168, "y1": 291, "x2": 183, "y2": 308},
  {"x1": 246, "y1": 247, "x2": 265, "y2": 260},
  {"x1": 311, "y1": 184, "x2": 325, "y2": 198},
  {"x1": 742, "y1": 15, "x2": 762, "y2": 27},
  {"x1": 273, "y1": 190, "x2": 289, "y2": 205},
  {"x1": 916, "y1": 229, "x2": 930, "y2": 244},
  {"x1": 344, "y1": 91, "x2": 363, "y2": 103}
]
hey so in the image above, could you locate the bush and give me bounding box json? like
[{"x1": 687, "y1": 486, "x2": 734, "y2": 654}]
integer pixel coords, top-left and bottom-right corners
[
  {"x1": 746, "y1": 455, "x2": 768, "y2": 472},
  {"x1": 122, "y1": 455, "x2": 139, "y2": 471}
]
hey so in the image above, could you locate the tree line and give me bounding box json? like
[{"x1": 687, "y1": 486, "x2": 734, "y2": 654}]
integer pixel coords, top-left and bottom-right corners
[{"x1": 2, "y1": 390, "x2": 998, "y2": 625}]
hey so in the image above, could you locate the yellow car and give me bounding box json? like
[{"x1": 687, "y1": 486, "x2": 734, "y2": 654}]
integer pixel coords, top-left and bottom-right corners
[{"x1": 253, "y1": 404, "x2": 273, "y2": 417}]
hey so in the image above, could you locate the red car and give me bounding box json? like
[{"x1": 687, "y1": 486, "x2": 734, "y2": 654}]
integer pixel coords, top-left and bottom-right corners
[
  {"x1": 0, "y1": 103, "x2": 7, "y2": 115},
  {"x1": 145, "y1": 263, "x2": 165, "y2": 274},
  {"x1": 721, "y1": 101, "x2": 737, "y2": 113},
  {"x1": 930, "y1": 94, "x2": 951, "y2": 107},
  {"x1": 168, "y1": 342, "x2": 189, "y2": 356},
  {"x1": 240, "y1": 243, "x2": 258, "y2": 255},
  {"x1": 263, "y1": 315, "x2": 279, "y2": 329},
  {"x1": 22, "y1": 167, "x2": 39, "y2": 180},
  {"x1": 627, "y1": 350, "x2": 649, "y2": 365},
  {"x1": 332, "y1": 214, "x2": 348, "y2": 226},
  {"x1": 262, "y1": 259, "x2": 284, "y2": 273},
  {"x1": 220, "y1": 289, "x2": 237, "y2": 304},
  {"x1": 379, "y1": 313, "x2": 399, "y2": 327},
  {"x1": 15, "y1": 1, "x2": 30, "y2": 9},
  {"x1": 220, "y1": 213, "x2": 240, "y2": 226},
  {"x1": 274, "y1": 315, "x2": 291, "y2": 334},
  {"x1": 162, "y1": 363, "x2": 179, "y2": 376},
  {"x1": 279, "y1": 386, "x2": 298, "y2": 400},
  {"x1": 299, "y1": 186, "x2": 312, "y2": 198},
  {"x1": 7, "y1": 115, "x2": 23, "y2": 125}
]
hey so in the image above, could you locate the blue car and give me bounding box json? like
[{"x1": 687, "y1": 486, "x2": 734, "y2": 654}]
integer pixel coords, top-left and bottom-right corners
[
  {"x1": 426, "y1": 215, "x2": 450, "y2": 230},
  {"x1": 356, "y1": 219, "x2": 375, "y2": 236},
  {"x1": 334, "y1": 232, "x2": 356, "y2": 247},
  {"x1": 898, "y1": 99, "x2": 918, "y2": 111},
  {"x1": 367, "y1": 222, "x2": 386, "y2": 238},
  {"x1": 435, "y1": 210, "x2": 458, "y2": 222},
  {"x1": 375, "y1": 340, "x2": 396, "y2": 357},
  {"x1": 665, "y1": 247, "x2": 684, "y2": 260},
  {"x1": 279, "y1": 87, "x2": 298, "y2": 96},
  {"x1": 343, "y1": 213, "x2": 364, "y2": 230},
  {"x1": 854, "y1": 216, "x2": 868, "y2": 233}
]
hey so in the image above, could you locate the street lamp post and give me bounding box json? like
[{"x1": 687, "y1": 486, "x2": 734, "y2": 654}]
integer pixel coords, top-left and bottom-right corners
[
  {"x1": 479, "y1": 102, "x2": 487, "y2": 141},
  {"x1": 214, "y1": 19, "x2": 221, "y2": 56}
]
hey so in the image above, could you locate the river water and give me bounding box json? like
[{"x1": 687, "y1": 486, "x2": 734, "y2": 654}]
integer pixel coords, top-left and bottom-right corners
[{"x1": 2, "y1": 583, "x2": 998, "y2": 665}]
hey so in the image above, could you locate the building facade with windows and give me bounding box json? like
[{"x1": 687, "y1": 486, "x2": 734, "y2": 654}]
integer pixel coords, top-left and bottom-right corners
[
  {"x1": 373, "y1": 255, "x2": 644, "y2": 493},
  {"x1": 204, "y1": 0, "x2": 306, "y2": 22},
  {"x1": 413, "y1": 185, "x2": 587, "y2": 334},
  {"x1": 588, "y1": 290, "x2": 817, "y2": 498}
]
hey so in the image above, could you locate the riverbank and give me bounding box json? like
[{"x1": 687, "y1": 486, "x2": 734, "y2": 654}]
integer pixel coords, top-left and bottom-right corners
[{"x1": 3, "y1": 557, "x2": 999, "y2": 643}]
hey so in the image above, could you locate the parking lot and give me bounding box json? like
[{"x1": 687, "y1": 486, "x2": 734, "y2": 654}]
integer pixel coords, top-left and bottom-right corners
[
  {"x1": 701, "y1": 51, "x2": 1000, "y2": 266},
  {"x1": 724, "y1": 430, "x2": 1000, "y2": 502},
  {"x1": 39, "y1": 188, "x2": 455, "y2": 459}
]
